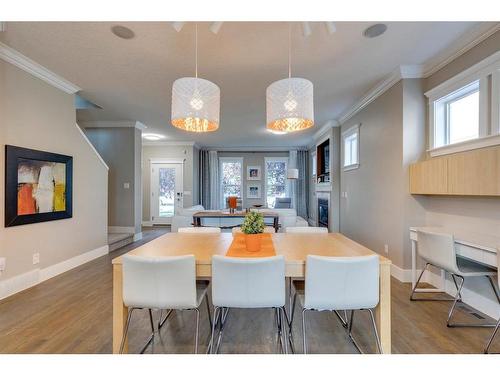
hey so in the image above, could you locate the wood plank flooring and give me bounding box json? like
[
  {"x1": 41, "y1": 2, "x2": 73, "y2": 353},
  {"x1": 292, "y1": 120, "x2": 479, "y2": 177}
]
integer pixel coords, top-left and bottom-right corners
[{"x1": 0, "y1": 227, "x2": 497, "y2": 354}]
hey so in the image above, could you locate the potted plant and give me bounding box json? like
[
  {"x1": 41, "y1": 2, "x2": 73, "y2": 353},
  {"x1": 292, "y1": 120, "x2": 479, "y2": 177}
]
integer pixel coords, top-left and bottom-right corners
[{"x1": 241, "y1": 211, "x2": 265, "y2": 252}]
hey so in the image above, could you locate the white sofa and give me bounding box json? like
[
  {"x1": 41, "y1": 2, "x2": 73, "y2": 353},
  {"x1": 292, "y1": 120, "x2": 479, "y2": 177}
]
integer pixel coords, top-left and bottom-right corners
[{"x1": 171, "y1": 205, "x2": 309, "y2": 233}]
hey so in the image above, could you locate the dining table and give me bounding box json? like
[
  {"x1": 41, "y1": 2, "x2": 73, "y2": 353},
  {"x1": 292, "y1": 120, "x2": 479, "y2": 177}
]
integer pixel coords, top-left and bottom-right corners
[{"x1": 112, "y1": 232, "x2": 392, "y2": 353}]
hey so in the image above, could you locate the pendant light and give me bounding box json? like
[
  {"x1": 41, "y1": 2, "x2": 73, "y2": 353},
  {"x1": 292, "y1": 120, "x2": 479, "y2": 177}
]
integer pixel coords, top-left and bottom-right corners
[
  {"x1": 171, "y1": 23, "x2": 220, "y2": 132},
  {"x1": 266, "y1": 23, "x2": 314, "y2": 133}
]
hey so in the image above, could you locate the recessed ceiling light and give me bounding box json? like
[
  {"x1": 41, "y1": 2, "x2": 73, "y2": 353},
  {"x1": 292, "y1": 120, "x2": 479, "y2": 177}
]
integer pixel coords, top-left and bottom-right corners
[
  {"x1": 111, "y1": 25, "x2": 135, "y2": 40},
  {"x1": 363, "y1": 23, "x2": 387, "y2": 38},
  {"x1": 267, "y1": 129, "x2": 287, "y2": 135},
  {"x1": 142, "y1": 133, "x2": 165, "y2": 141}
]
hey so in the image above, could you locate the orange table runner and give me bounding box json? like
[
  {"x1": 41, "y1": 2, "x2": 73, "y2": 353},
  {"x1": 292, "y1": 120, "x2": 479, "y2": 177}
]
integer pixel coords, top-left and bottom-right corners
[{"x1": 226, "y1": 233, "x2": 276, "y2": 258}]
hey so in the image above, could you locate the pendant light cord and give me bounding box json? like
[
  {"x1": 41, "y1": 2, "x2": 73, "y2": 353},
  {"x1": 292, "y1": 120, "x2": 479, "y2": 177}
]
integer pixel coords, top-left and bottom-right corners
[
  {"x1": 195, "y1": 23, "x2": 198, "y2": 78},
  {"x1": 288, "y1": 22, "x2": 292, "y2": 79}
]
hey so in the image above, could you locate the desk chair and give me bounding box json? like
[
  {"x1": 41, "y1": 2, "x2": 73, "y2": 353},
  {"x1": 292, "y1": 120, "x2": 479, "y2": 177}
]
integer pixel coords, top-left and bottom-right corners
[{"x1": 411, "y1": 230, "x2": 499, "y2": 328}]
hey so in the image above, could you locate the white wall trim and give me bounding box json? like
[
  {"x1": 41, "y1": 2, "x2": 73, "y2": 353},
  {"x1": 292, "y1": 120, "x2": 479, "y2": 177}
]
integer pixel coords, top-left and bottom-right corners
[
  {"x1": 204, "y1": 145, "x2": 302, "y2": 152},
  {"x1": 108, "y1": 226, "x2": 136, "y2": 234},
  {"x1": 79, "y1": 120, "x2": 147, "y2": 130},
  {"x1": 75, "y1": 123, "x2": 109, "y2": 170},
  {"x1": 142, "y1": 221, "x2": 153, "y2": 227},
  {"x1": 391, "y1": 264, "x2": 499, "y2": 320},
  {"x1": 422, "y1": 23, "x2": 500, "y2": 78},
  {"x1": 0, "y1": 245, "x2": 108, "y2": 300},
  {"x1": 0, "y1": 41, "x2": 81, "y2": 94},
  {"x1": 338, "y1": 65, "x2": 418, "y2": 125},
  {"x1": 149, "y1": 158, "x2": 185, "y2": 164},
  {"x1": 312, "y1": 120, "x2": 339, "y2": 142},
  {"x1": 429, "y1": 134, "x2": 500, "y2": 157}
]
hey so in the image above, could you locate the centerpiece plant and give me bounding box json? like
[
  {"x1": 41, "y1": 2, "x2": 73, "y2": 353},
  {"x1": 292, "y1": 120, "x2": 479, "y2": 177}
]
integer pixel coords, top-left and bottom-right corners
[{"x1": 241, "y1": 211, "x2": 265, "y2": 252}]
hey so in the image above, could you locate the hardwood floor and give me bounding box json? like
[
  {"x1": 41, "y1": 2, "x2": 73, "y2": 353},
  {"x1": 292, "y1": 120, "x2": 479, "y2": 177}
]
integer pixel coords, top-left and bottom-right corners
[{"x1": 0, "y1": 227, "x2": 497, "y2": 354}]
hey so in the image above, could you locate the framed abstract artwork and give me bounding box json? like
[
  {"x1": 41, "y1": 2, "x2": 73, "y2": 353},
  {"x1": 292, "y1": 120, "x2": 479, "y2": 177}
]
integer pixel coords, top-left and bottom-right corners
[
  {"x1": 247, "y1": 165, "x2": 261, "y2": 180},
  {"x1": 5, "y1": 145, "x2": 73, "y2": 227},
  {"x1": 247, "y1": 184, "x2": 261, "y2": 199}
]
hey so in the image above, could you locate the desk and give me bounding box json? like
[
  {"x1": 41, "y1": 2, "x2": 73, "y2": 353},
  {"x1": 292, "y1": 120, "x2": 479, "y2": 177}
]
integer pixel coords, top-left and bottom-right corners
[
  {"x1": 112, "y1": 232, "x2": 392, "y2": 354},
  {"x1": 410, "y1": 226, "x2": 499, "y2": 292},
  {"x1": 193, "y1": 211, "x2": 280, "y2": 232}
]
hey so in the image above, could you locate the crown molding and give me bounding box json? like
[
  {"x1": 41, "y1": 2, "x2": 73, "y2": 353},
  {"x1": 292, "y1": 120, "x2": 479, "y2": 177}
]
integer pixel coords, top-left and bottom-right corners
[
  {"x1": 204, "y1": 145, "x2": 304, "y2": 152},
  {"x1": 79, "y1": 120, "x2": 146, "y2": 130},
  {"x1": 337, "y1": 23, "x2": 500, "y2": 126},
  {"x1": 312, "y1": 120, "x2": 339, "y2": 142},
  {"x1": 0, "y1": 41, "x2": 80, "y2": 94},
  {"x1": 143, "y1": 141, "x2": 197, "y2": 147},
  {"x1": 421, "y1": 23, "x2": 500, "y2": 78}
]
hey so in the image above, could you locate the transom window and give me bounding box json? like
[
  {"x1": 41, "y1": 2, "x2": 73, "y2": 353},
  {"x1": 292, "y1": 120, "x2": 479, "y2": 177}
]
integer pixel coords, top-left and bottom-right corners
[
  {"x1": 265, "y1": 157, "x2": 288, "y2": 208},
  {"x1": 342, "y1": 124, "x2": 360, "y2": 171},
  {"x1": 219, "y1": 157, "x2": 243, "y2": 208},
  {"x1": 433, "y1": 80, "x2": 480, "y2": 148}
]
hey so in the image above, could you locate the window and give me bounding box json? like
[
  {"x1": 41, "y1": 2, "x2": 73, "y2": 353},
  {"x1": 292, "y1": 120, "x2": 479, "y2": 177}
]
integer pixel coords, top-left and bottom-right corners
[
  {"x1": 433, "y1": 81, "x2": 480, "y2": 148},
  {"x1": 311, "y1": 151, "x2": 317, "y2": 177},
  {"x1": 342, "y1": 124, "x2": 359, "y2": 170},
  {"x1": 265, "y1": 157, "x2": 288, "y2": 208},
  {"x1": 426, "y1": 53, "x2": 500, "y2": 156},
  {"x1": 219, "y1": 158, "x2": 243, "y2": 208}
]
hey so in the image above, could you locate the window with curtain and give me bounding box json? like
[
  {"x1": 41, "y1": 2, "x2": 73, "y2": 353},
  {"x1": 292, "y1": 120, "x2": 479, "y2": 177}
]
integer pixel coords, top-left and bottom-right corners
[
  {"x1": 219, "y1": 157, "x2": 243, "y2": 208},
  {"x1": 265, "y1": 157, "x2": 288, "y2": 208}
]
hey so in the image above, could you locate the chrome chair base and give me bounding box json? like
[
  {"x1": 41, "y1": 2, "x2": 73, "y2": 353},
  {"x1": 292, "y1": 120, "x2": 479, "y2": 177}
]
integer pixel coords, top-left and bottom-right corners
[
  {"x1": 484, "y1": 318, "x2": 500, "y2": 354},
  {"x1": 208, "y1": 306, "x2": 288, "y2": 354},
  {"x1": 119, "y1": 307, "x2": 156, "y2": 354},
  {"x1": 410, "y1": 264, "x2": 500, "y2": 330}
]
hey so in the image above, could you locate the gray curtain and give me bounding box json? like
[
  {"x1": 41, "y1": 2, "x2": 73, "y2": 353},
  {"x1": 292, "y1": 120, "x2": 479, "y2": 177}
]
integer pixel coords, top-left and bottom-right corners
[
  {"x1": 296, "y1": 149, "x2": 309, "y2": 220},
  {"x1": 199, "y1": 150, "x2": 219, "y2": 209}
]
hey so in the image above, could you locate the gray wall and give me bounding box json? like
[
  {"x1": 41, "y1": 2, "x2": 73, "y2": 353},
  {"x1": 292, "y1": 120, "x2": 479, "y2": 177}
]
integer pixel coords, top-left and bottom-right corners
[
  {"x1": 218, "y1": 151, "x2": 289, "y2": 208},
  {"x1": 418, "y1": 30, "x2": 500, "y2": 306},
  {"x1": 0, "y1": 59, "x2": 108, "y2": 282},
  {"x1": 84, "y1": 127, "x2": 142, "y2": 233},
  {"x1": 142, "y1": 144, "x2": 195, "y2": 221}
]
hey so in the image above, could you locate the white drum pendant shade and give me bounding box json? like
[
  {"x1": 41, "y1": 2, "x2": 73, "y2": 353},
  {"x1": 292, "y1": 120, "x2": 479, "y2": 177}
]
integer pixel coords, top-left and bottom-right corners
[
  {"x1": 171, "y1": 77, "x2": 220, "y2": 132},
  {"x1": 266, "y1": 77, "x2": 314, "y2": 133}
]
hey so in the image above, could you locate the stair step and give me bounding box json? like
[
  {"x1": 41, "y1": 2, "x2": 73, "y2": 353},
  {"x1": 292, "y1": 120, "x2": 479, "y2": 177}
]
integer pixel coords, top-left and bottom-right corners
[{"x1": 108, "y1": 233, "x2": 134, "y2": 252}]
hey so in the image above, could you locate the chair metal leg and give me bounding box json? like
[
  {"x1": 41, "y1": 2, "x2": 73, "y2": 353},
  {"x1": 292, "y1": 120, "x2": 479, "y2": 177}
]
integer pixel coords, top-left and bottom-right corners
[
  {"x1": 158, "y1": 309, "x2": 173, "y2": 330},
  {"x1": 209, "y1": 306, "x2": 220, "y2": 354},
  {"x1": 347, "y1": 310, "x2": 363, "y2": 353},
  {"x1": 288, "y1": 292, "x2": 298, "y2": 331},
  {"x1": 334, "y1": 310, "x2": 349, "y2": 329},
  {"x1": 119, "y1": 308, "x2": 135, "y2": 354},
  {"x1": 194, "y1": 308, "x2": 200, "y2": 354},
  {"x1": 410, "y1": 263, "x2": 456, "y2": 302},
  {"x1": 214, "y1": 307, "x2": 229, "y2": 354},
  {"x1": 301, "y1": 308, "x2": 308, "y2": 354},
  {"x1": 447, "y1": 275, "x2": 497, "y2": 328},
  {"x1": 205, "y1": 295, "x2": 212, "y2": 334},
  {"x1": 451, "y1": 274, "x2": 463, "y2": 302},
  {"x1": 367, "y1": 309, "x2": 383, "y2": 354},
  {"x1": 278, "y1": 307, "x2": 288, "y2": 354},
  {"x1": 484, "y1": 318, "x2": 500, "y2": 354}
]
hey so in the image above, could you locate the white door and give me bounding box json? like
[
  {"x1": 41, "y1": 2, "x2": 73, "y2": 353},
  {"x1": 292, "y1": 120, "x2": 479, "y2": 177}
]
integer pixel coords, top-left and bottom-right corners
[{"x1": 151, "y1": 162, "x2": 183, "y2": 225}]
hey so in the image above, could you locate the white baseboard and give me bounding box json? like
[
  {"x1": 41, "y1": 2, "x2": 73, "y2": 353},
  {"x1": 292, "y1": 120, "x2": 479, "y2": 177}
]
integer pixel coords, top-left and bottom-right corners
[
  {"x1": 133, "y1": 232, "x2": 143, "y2": 241},
  {"x1": 0, "y1": 244, "x2": 109, "y2": 300},
  {"x1": 108, "y1": 226, "x2": 135, "y2": 234},
  {"x1": 142, "y1": 221, "x2": 153, "y2": 227},
  {"x1": 391, "y1": 263, "x2": 499, "y2": 319}
]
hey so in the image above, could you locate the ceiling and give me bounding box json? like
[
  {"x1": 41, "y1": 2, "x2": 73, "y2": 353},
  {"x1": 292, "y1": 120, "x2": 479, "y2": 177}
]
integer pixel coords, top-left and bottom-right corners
[{"x1": 1, "y1": 21, "x2": 497, "y2": 147}]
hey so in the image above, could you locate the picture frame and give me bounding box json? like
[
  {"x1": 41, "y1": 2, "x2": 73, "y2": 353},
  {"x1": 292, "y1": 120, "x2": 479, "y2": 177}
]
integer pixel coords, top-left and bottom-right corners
[
  {"x1": 247, "y1": 184, "x2": 261, "y2": 199},
  {"x1": 5, "y1": 145, "x2": 73, "y2": 227},
  {"x1": 247, "y1": 165, "x2": 261, "y2": 180}
]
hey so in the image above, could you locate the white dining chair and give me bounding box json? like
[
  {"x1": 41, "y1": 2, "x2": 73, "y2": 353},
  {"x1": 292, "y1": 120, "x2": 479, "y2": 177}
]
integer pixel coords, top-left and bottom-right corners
[
  {"x1": 484, "y1": 252, "x2": 500, "y2": 354},
  {"x1": 209, "y1": 255, "x2": 288, "y2": 354},
  {"x1": 411, "y1": 230, "x2": 499, "y2": 328},
  {"x1": 120, "y1": 254, "x2": 210, "y2": 354},
  {"x1": 285, "y1": 227, "x2": 328, "y2": 233},
  {"x1": 178, "y1": 227, "x2": 221, "y2": 233},
  {"x1": 290, "y1": 254, "x2": 381, "y2": 354},
  {"x1": 231, "y1": 226, "x2": 275, "y2": 234}
]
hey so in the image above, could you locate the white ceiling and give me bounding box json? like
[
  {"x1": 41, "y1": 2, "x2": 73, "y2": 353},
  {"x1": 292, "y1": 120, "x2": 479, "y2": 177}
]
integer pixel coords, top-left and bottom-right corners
[{"x1": 1, "y1": 21, "x2": 497, "y2": 147}]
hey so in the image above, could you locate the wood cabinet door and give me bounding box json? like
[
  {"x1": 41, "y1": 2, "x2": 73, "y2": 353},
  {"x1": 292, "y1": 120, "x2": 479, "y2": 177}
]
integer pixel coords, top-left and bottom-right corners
[
  {"x1": 447, "y1": 147, "x2": 500, "y2": 196},
  {"x1": 409, "y1": 157, "x2": 448, "y2": 194}
]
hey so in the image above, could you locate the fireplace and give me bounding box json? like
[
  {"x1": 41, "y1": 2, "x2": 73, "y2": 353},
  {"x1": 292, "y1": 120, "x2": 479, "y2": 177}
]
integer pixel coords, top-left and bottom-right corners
[{"x1": 318, "y1": 197, "x2": 329, "y2": 228}]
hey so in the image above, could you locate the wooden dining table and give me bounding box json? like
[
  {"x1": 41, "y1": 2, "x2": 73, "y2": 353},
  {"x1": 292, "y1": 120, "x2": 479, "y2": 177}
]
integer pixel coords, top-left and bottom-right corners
[{"x1": 112, "y1": 232, "x2": 392, "y2": 354}]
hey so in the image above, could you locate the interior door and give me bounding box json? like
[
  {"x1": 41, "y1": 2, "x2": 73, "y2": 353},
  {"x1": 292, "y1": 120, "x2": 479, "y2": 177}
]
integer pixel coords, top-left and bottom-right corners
[{"x1": 151, "y1": 162, "x2": 183, "y2": 225}]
